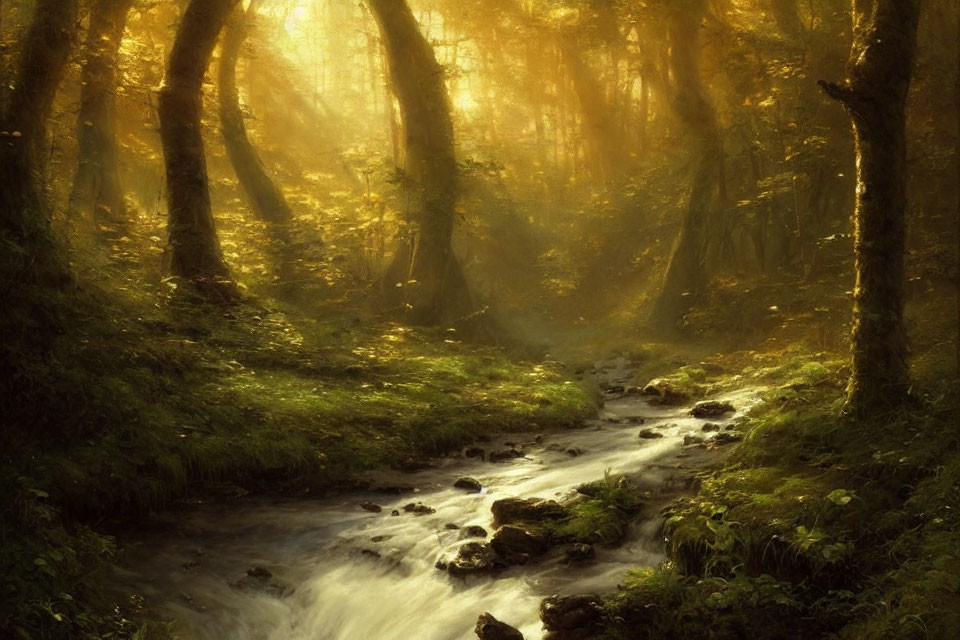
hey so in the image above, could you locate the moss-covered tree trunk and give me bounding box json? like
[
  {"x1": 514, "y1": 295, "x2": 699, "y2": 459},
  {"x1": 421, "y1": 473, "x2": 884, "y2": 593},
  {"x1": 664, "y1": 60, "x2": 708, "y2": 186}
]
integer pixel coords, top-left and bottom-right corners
[
  {"x1": 69, "y1": 0, "x2": 134, "y2": 236},
  {"x1": 819, "y1": 0, "x2": 920, "y2": 415},
  {"x1": 0, "y1": 0, "x2": 78, "y2": 288},
  {"x1": 219, "y1": 1, "x2": 292, "y2": 224},
  {"x1": 368, "y1": 0, "x2": 472, "y2": 326},
  {"x1": 650, "y1": 0, "x2": 723, "y2": 326},
  {"x1": 158, "y1": 0, "x2": 239, "y2": 301}
]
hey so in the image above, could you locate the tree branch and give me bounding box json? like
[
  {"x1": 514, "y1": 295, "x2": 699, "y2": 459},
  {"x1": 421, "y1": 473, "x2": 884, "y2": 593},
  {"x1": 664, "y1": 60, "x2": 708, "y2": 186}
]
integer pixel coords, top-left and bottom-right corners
[{"x1": 817, "y1": 79, "x2": 857, "y2": 105}]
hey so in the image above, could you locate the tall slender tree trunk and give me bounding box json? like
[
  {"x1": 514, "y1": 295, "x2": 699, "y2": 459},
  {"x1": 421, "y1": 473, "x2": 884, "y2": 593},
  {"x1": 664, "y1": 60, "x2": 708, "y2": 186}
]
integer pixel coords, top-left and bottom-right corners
[
  {"x1": 219, "y1": 1, "x2": 292, "y2": 224},
  {"x1": 158, "y1": 0, "x2": 239, "y2": 301},
  {"x1": 559, "y1": 36, "x2": 626, "y2": 181},
  {"x1": 69, "y1": 0, "x2": 134, "y2": 236},
  {"x1": 650, "y1": 0, "x2": 723, "y2": 326},
  {"x1": 956, "y1": 2, "x2": 960, "y2": 384},
  {"x1": 368, "y1": 0, "x2": 472, "y2": 326},
  {"x1": 0, "y1": 0, "x2": 79, "y2": 288},
  {"x1": 819, "y1": 0, "x2": 920, "y2": 415}
]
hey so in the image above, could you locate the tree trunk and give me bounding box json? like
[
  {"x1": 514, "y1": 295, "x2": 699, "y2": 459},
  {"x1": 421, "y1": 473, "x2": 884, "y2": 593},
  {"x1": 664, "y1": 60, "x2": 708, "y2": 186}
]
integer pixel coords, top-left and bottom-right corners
[
  {"x1": 0, "y1": 0, "x2": 78, "y2": 288},
  {"x1": 368, "y1": 0, "x2": 472, "y2": 327},
  {"x1": 69, "y1": 0, "x2": 134, "y2": 236},
  {"x1": 219, "y1": 1, "x2": 292, "y2": 224},
  {"x1": 158, "y1": 0, "x2": 239, "y2": 301},
  {"x1": 650, "y1": 0, "x2": 723, "y2": 326},
  {"x1": 819, "y1": 0, "x2": 920, "y2": 415},
  {"x1": 559, "y1": 36, "x2": 626, "y2": 181}
]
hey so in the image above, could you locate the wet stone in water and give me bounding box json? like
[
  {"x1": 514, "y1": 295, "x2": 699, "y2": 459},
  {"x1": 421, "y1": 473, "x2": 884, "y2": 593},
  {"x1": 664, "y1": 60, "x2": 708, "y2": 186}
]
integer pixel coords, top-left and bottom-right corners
[
  {"x1": 564, "y1": 543, "x2": 595, "y2": 564},
  {"x1": 246, "y1": 566, "x2": 272, "y2": 580},
  {"x1": 454, "y1": 477, "x2": 483, "y2": 492},
  {"x1": 638, "y1": 428, "x2": 663, "y2": 439},
  {"x1": 447, "y1": 541, "x2": 498, "y2": 577},
  {"x1": 461, "y1": 525, "x2": 488, "y2": 538},
  {"x1": 489, "y1": 448, "x2": 524, "y2": 462},
  {"x1": 540, "y1": 594, "x2": 603, "y2": 638},
  {"x1": 403, "y1": 502, "x2": 436, "y2": 515},
  {"x1": 690, "y1": 400, "x2": 736, "y2": 418},
  {"x1": 360, "y1": 501, "x2": 382, "y2": 513},
  {"x1": 491, "y1": 497, "x2": 566, "y2": 526},
  {"x1": 475, "y1": 612, "x2": 525, "y2": 640},
  {"x1": 490, "y1": 525, "x2": 550, "y2": 560},
  {"x1": 713, "y1": 432, "x2": 744, "y2": 445},
  {"x1": 463, "y1": 446, "x2": 486, "y2": 460}
]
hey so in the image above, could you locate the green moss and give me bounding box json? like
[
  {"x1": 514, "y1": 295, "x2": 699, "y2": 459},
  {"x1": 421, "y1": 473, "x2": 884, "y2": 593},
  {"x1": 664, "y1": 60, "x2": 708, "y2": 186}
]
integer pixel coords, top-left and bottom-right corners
[
  {"x1": 549, "y1": 474, "x2": 644, "y2": 545},
  {"x1": 604, "y1": 356, "x2": 960, "y2": 640},
  {"x1": 1, "y1": 292, "x2": 596, "y2": 639}
]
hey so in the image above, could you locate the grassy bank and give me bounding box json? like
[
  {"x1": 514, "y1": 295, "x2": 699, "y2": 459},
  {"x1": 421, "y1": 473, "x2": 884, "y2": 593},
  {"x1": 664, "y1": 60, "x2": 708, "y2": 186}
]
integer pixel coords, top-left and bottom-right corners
[
  {"x1": 0, "y1": 290, "x2": 595, "y2": 639},
  {"x1": 596, "y1": 351, "x2": 960, "y2": 639}
]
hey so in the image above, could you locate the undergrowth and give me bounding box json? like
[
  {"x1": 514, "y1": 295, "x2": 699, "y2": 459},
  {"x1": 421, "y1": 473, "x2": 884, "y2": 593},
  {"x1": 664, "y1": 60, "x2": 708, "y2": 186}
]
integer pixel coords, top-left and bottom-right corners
[
  {"x1": 0, "y1": 287, "x2": 594, "y2": 638},
  {"x1": 599, "y1": 348, "x2": 960, "y2": 639}
]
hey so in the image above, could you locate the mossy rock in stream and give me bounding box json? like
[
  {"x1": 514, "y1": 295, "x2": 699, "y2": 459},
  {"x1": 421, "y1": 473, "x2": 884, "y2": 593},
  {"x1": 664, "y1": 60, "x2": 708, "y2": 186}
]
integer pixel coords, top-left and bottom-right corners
[{"x1": 491, "y1": 498, "x2": 567, "y2": 526}]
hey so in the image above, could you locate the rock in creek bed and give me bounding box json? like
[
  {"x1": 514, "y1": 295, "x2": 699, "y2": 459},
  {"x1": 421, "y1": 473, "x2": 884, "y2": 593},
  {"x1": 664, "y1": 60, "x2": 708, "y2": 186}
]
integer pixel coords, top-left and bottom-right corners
[
  {"x1": 461, "y1": 525, "x2": 488, "y2": 539},
  {"x1": 491, "y1": 497, "x2": 566, "y2": 526},
  {"x1": 403, "y1": 502, "x2": 436, "y2": 515},
  {"x1": 540, "y1": 594, "x2": 604, "y2": 640},
  {"x1": 690, "y1": 400, "x2": 736, "y2": 418},
  {"x1": 563, "y1": 543, "x2": 595, "y2": 564},
  {"x1": 490, "y1": 525, "x2": 550, "y2": 561},
  {"x1": 475, "y1": 612, "x2": 525, "y2": 640},
  {"x1": 489, "y1": 448, "x2": 524, "y2": 462},
  {"x1": 638, "y1": 428, "x2": 663, "y2": 440},
  {"x1": 446, "y1": 541, "x2": 500, "y2": 577},
  {"x1": 454, "y1": 477, "x2": 483, "y2": 492}
]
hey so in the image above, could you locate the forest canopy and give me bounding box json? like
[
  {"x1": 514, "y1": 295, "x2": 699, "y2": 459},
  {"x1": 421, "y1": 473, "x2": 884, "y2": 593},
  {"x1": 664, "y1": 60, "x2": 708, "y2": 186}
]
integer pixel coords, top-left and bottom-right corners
[{"x1": 0, "y1": 0, "x2": 958, "y2": 638}]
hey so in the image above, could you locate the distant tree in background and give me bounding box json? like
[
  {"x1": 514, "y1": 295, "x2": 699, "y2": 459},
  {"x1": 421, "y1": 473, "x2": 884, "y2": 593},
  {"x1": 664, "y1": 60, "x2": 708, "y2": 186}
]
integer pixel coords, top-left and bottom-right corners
[
  {"x1": 820, "y1": 0, "x2": 921, "y2": 415},
  {"x1": 158, "y1": 0, "x2": 240, "y2": 301},
  {"x1": 650, "y1": 0, "x2": 724, "y2": 326},
  {"x1": 219, "y1": 0, "x2": 293, "y2": 225},
  {"x1": 369, "y1": 0, "x2": 474, "y2": 326},
  {"x1": 69, "y1": 0, "x2": 135, "y2": 237}
]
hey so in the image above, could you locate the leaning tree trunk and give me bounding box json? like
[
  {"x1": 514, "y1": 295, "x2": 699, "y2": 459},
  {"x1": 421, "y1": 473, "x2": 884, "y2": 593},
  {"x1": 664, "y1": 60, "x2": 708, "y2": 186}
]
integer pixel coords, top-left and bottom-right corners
[
  {"x1": 69, "y1": 0, "x2": 134, "y2": 236},
  {"x1": 650, "y1": 0, "x2": 723, "y2": 326},
  {"x1": 219, "y1": 1, "x2": 292, "y2": 224},
  {"x1": 368, "y1": 0, "x2": 472, "y2": 326},
  {"x1": 819, "y1": 0, "x2": 920, "y2": 416},
  {"x1": 0, "y1": 0, "x2": 79, "y2": 289},
  {"x1": 158, "y1": 0, "x2": 240, "y2": 301}
]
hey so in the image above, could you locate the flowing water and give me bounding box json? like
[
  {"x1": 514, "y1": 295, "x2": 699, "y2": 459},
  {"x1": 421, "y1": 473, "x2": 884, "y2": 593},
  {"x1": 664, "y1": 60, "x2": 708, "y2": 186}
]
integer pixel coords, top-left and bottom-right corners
[{"x1": 114, "y1": 360, "x2": 760, "y2": 640}]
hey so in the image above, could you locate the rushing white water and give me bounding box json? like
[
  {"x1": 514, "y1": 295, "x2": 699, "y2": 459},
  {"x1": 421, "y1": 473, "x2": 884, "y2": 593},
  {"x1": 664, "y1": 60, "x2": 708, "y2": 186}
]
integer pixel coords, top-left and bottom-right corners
[{"x1": 114, "y1": 361, "x2": 760, "y2": 640}]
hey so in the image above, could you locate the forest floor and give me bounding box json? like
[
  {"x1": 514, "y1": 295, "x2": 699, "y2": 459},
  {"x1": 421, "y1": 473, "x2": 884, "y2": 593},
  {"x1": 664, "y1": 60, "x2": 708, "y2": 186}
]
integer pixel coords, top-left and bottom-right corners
[{"x1": 2, "y1": 283, "x2": 959, "y2": 639}]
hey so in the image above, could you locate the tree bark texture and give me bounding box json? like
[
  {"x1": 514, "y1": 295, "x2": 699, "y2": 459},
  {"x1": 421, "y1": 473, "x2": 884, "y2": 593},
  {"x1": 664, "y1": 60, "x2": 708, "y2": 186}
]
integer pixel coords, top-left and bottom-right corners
[
  {"x1": 819, "y1": 0, "x2": 920, "y2": 415},
  {"x1": 368, "y1": 0, "x2": 472, "y2": 326},
  {"x1": 0, "y1": 0, "x2": 79, "y2": 288},
  {"x1": 69, "y1": 0, "x2": 134, "y2": 235},
  {"x1": 158, "y1": 0, "x2": 240, "y2": 300},
  {"x1": 219, "y1": 1, "x2": 293, "y2": 224},
  {"x1": 651, "y1": 0, "x2": 723, "y2": 326}
]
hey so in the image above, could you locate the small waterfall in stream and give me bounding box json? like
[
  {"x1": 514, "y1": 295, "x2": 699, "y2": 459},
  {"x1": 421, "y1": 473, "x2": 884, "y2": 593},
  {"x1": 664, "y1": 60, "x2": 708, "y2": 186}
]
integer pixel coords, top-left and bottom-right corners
[{"x1": 113, "y1": 359, "x2": 760, "y2": 640}]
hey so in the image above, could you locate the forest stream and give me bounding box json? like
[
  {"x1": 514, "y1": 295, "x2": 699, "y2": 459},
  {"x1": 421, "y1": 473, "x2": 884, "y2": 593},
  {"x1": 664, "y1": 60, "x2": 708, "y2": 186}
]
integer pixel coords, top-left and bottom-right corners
[{"x1": 112, "y1": 360, "x2": 762, "y2": 640}]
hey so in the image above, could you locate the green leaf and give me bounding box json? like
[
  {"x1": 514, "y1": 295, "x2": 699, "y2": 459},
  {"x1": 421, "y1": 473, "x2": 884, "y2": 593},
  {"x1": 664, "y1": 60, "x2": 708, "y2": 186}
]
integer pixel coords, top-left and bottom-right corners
[{"x1": 826, "y1": 489, "x2": 854, "y2": 506}]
